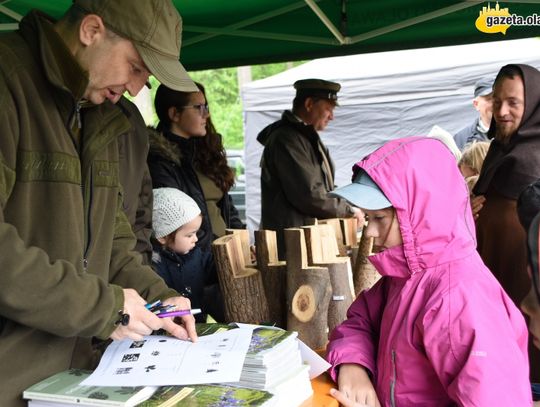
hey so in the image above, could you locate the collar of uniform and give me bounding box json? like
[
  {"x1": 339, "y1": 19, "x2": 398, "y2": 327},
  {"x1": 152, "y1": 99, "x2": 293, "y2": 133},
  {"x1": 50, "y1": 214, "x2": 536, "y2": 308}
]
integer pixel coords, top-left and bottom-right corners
[{"x1": 21, "y1": 10, "x2": 89, "y2": 102}]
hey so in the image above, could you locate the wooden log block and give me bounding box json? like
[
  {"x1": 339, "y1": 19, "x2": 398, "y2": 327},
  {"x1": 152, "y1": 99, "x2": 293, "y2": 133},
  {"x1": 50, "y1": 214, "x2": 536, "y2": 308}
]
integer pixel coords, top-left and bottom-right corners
[
  {"x1": 340, "y1": 218, "x2": 359, "y2": 248},
  {"x1": 303, "y1": 224, "x2": 354, "y2": 333},
  {"x1": 285, "y1": 228, "x2": 332, "y2": 350},
  {"x1": 318, "y1": 218, "x2": 345, "y2": 256},
  {"x1": 212, "y1": 233, "x2": 270, "y2": 324},
  {"x1": 225, "y1": 228, "x2": 252, "y2": 266},
  {"x1": 314, "y1": 258, "x2": 354, "y2": 334},
  {"x1": 352, "y1": 224, "x2": 381, "y2": 296},
  {"x1": 254, "y1": 230, "x2": 287, "y2": 327},
  {"x1": 340, "y1": 217, "x2": 359, "y2": 262}
]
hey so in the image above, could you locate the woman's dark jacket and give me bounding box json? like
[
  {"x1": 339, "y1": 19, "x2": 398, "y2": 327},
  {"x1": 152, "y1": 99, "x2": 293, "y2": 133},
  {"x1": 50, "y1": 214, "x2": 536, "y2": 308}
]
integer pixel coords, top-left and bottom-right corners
[
  {"x1": 152, "y1": 246, "x2": 213, "y2": 323},
  {"x1": 147, "y1": 131, "x2": 244, "y2": 253}
]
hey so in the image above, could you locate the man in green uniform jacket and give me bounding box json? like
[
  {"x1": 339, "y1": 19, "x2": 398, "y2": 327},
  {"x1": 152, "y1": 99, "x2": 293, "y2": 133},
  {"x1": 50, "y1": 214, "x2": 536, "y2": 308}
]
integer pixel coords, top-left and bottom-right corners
[{"x1": 0, "y1": 1, "x2": 199, "y2": 405}]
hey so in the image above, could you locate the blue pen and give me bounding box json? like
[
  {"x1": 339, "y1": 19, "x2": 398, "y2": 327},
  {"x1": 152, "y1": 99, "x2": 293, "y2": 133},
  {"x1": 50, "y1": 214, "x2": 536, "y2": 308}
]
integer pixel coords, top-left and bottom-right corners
[
  {"x1": 145, "y1": 300, "x2": 161, "y2": 310},
  {"x1": 153, "y1": 304, "x2": 176, "y2": 314}
]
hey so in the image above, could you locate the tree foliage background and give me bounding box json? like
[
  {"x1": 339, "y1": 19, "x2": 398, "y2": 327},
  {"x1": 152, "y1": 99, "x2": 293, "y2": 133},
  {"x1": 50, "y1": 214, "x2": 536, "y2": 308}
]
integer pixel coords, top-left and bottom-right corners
[{"x1": 145, "y1": 62, "x2": 305, "y2": 149}]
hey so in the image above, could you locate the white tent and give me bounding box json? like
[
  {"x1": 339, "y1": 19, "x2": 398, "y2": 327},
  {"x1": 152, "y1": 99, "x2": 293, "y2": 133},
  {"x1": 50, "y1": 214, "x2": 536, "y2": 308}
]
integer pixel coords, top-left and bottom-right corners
[{"x1": 241, "y1": 38, "x2": 540, "y2": 232}]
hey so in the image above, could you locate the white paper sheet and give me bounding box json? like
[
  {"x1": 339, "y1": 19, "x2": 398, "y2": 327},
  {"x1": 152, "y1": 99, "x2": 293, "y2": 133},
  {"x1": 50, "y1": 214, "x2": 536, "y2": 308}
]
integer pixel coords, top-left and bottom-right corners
[{"x1": 82, "y1": 329, "x2": 253, "y2": 387}]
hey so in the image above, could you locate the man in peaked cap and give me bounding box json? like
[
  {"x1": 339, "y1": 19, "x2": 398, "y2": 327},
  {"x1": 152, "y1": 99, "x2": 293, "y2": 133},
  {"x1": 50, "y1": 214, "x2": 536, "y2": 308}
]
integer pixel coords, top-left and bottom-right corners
[
  {"x1": 0, "y1": 1, "x2": 197, "y2": 404},
  {"x1": 257, "y1": 78, "x2": 363, "y2": 258},
  {"x1": 454, "y1": 75, "x2": 495, "y2": 150}
]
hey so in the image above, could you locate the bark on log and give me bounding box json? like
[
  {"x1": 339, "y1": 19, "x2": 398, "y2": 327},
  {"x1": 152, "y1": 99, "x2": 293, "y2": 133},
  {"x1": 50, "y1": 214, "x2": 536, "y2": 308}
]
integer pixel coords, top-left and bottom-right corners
[
  {"x1": 285, "y1": 228, "x2": 331, "y2": 350},
  {"x1": 352, "y1": 224, "x2": 381, "y2": 296},
  {"x1": 254, "y1": 230, "x2": 287, "y2": 327},
  {"x1": 212, "y1": 233, "x2": 269, "y2": 324}
]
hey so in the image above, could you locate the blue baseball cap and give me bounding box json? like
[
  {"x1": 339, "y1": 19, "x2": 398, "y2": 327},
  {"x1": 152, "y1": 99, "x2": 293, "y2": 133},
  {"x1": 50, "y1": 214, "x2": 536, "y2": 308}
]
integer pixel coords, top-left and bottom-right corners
[{"x1": 330, "y1": 168, "x2": 391, "y2": 210}]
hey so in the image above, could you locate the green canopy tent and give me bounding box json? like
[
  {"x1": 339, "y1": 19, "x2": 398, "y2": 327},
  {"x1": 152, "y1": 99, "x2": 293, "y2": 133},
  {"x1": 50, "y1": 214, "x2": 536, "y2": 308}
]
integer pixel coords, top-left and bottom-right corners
[{"x1": 0, "y1": 0, "x2": 539, "y2": 70}]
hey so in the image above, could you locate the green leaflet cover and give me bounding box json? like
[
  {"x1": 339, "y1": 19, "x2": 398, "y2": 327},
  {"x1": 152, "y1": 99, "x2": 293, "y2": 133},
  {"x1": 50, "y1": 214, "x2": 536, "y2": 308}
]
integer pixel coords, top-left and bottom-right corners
[
  {"x1": 246, "y1": 328, "x2": 297, "y2": 360},
  {"x1": 138, "y1": 384, "x2": 275, "y2": 407},
  {"x1": 23, "y1": 369, "x2": 157, "y2": 406}
]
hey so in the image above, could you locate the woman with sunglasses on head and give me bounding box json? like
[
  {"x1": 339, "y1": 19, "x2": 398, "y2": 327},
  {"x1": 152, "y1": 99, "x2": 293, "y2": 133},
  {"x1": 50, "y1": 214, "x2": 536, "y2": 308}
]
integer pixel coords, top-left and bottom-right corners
[
  {"x1": 326, "y1": 137, "x2": 530, "y2": 406},
  {"x1": 148, "y1": 82, "x2": 245, "y2": 322}
]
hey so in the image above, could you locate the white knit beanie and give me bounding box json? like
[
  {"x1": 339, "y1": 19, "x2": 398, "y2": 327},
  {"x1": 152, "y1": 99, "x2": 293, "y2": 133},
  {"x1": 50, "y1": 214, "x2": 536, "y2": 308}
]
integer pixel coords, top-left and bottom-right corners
[{"x1": 152, "y1": 188, "x2": 201, "y2": 238}]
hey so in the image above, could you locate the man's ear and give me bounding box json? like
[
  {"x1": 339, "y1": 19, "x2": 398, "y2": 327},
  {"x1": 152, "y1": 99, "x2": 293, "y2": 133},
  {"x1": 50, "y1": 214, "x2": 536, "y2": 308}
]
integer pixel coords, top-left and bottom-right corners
[
  {"x1": 472, "y1": 97, "x2": 480, "y2": 112},
  {"x1": 304, "y1": 97, "x2": 314, "y2": 113},
  {"x1": 79, "y1": 14, "x2": 106, "y2": 46}
]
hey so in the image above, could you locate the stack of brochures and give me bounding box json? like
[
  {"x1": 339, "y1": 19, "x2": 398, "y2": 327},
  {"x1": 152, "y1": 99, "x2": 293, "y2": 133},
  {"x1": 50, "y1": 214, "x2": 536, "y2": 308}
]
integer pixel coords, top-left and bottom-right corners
[
  {"x1": 24, "y1": 324, "x2": 320, "y2": 407},
  {"x1": 233, "y1": 327, "x2": 313, "y2": 407},
  {"x1": 23, "y1": 369, "x2": 276, "y2": 407},
  {"x1": 23, "y1": 369, "x2": 158, "y2": 407}
]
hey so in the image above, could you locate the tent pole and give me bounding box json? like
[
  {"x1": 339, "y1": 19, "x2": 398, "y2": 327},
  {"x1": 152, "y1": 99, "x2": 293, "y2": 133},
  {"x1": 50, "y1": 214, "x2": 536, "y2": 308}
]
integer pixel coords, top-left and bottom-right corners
[
  {"x1": 348, "y1": 2, "x2": 482, "y2": 44},
  {"x1": 0, "y1": 3, "x2": 22, "y2": 22},
  {"x1": 183, "y1": 1, "x2": 318, "y2": 47},
  {"x1": 304, "y1": 0, "x2": 347, "y2": 45}
]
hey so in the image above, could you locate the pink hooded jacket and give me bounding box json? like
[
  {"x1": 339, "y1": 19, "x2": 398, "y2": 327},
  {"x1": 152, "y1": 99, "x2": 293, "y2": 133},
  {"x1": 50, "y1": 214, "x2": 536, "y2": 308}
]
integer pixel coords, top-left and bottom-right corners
[{"x1": 326, "y1": 137, "x2": 531, "y2": 406}]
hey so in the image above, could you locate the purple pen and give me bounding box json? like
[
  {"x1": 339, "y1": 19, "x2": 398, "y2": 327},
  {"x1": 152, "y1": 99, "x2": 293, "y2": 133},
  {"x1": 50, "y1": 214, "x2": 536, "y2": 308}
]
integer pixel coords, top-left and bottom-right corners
[{"x1": 157, "y1": 308, "x2": 202, "y2": 318}]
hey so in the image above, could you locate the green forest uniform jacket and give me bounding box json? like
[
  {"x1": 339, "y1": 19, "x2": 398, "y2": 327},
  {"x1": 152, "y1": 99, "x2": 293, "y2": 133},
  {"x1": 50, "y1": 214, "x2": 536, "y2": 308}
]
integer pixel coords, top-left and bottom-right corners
[
  {"x1": 117, "y1": 97, "x2": 154, "y2": 265},
  {"x1": 0, "y1": 11, "x2": 177, "y2": 406},
  {"x1": 257, "y1": 110, "x2": 352, "y2": 256}
]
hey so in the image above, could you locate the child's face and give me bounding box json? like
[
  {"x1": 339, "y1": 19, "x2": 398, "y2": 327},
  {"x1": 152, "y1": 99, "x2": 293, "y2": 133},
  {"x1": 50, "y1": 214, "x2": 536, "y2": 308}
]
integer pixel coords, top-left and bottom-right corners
[
  {"x1": 459, "y1": 163, "x2": 476, "y2": 178},
  {"x1": 170, "y1": 216, "x2": 202, "y2": 255},
  {"x1": 364, "y1": 208, "x2": 403, "y2": 252}
]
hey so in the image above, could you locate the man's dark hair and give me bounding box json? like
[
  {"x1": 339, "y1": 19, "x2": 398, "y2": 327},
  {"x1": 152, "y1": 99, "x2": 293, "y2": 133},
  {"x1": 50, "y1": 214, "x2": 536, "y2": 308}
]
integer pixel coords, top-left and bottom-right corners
[{"x1": 494, "y1": 65, "x2": 523, "y2": 86}]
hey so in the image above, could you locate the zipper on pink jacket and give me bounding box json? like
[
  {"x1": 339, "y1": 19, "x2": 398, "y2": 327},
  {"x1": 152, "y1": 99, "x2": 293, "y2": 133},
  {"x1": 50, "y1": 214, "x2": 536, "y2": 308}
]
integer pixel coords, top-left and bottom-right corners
[{"x1": 390, "y1": 349, "x2": 397, "y2": 407}]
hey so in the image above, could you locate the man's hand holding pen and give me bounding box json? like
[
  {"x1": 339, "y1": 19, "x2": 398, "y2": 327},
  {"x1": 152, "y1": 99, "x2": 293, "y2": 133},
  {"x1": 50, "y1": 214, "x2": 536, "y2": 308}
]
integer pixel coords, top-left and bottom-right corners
[{"x1": 109, "y1": 289, "x2": 198, "y2": 343}]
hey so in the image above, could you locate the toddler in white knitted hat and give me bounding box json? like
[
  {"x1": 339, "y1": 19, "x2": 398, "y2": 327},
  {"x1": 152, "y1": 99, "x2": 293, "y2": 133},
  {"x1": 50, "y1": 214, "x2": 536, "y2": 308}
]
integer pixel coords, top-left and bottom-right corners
[
  {"x1": 152, "y1": 188, "x2": 213, "y2": 323},
  {"x1": 153, "y1": 187, "x2": 202, "y2": 254}
]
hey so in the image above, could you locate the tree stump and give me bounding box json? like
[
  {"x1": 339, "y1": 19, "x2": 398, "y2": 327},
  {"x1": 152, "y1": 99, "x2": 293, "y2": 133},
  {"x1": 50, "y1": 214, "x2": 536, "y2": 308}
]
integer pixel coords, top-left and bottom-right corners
[
  {"x1": 284, "y1": 228, "x2": 331, "y2": 350},
  {"x1": 254, "y1": 230, "x2": 287, "y2": 327},
  {"x1": 303, "y1": 224, "x2": 354, "y2": 334},
  {"x1": 352, "y1": 224, "x2": 381, "y2": 296},
  {"x1": 212, "y1": 233, "x2": 270, "y2": 323}
]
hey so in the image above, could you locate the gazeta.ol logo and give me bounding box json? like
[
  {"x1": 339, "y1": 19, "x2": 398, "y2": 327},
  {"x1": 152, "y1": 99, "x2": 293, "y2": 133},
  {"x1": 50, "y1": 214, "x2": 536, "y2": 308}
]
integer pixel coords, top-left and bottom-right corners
[{"x1": 475, "y1": 2, "x2": 540, "y2": 34}]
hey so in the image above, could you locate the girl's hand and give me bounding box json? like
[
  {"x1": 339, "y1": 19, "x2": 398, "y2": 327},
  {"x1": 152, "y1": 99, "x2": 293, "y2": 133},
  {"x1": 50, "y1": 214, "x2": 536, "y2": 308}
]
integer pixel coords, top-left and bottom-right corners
[
  {"x1": 330, "y1": 388, "x2": 370, "y2": 406},
  {"x1": 334, "y1": 364, "x2": 381, "y2": 407}
]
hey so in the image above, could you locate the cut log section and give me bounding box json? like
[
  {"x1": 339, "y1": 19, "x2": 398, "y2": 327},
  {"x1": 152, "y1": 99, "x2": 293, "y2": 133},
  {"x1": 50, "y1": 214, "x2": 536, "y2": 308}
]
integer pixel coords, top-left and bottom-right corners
[
  {"x1": 254, "y1": 230, "x2": 287, "y2": 328},
  {"x1": 291, "y1": 285, "x2": 316, "y2": 323},
  {"x1": 212, "y1": 233, "x2": 270, "y2": 324},
  {"x1": 225, "y1": 229, "x2": 252, "y2": 266},
  {"x1": 285, "y1": 228, "x2": 331, "y2": 350}
]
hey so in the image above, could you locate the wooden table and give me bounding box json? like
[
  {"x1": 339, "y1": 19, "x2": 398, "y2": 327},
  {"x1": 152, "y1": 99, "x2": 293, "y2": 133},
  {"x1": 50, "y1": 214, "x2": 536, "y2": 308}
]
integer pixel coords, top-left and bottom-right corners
[{"x1": 300, "y1": 372, "x2": 339, "y2": 407}]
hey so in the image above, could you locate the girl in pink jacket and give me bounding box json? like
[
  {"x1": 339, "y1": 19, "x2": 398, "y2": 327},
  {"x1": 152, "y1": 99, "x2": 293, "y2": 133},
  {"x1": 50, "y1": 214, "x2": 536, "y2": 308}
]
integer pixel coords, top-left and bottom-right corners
[{"x1": 326, "y1": 137, "x2": 531, "y2": 406}]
